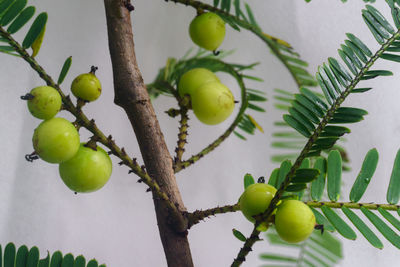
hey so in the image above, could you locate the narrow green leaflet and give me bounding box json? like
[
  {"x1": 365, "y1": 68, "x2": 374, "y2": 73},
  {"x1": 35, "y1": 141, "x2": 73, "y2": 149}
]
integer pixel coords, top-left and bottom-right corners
[
  {"x1": 311, "y1": 207, "x2": 335, "y2": 232},
  {"x1": 259, "y1": 253, "x2": 297, "y2": 262},
  {"x1": 268, "y1": 168, "x2": 279, "y2": 187},
  {"x1": 361, "y1": 207, "x2": 400, "y2": 249},
  {"x1": 62, "y1": 254, "x2": 74, "y2": 267},
  {"x1": 380, "y1": 53, "x2": 400, "y2": 63},
  {"x1": 39, "y1": 253, "x2": 50, "y2": 267},
  {"x1": 327, "y1": 150, "x2": 342, "y2": 201},
  {"x1": 22, "y1": 12, "x2": 47, "y2": 49},
  {"x1": 57, "y1": 56, "x2": 72, "y2": 84},
  {"x1": 86, "y1": 260, "x2": 99, "y2": 267},
  {"x1": 387, "y1": 149, "x2": 400, "y2": 204},
  {"x1": 50, "y1": 251, "x2": 63, "y2": 267},
  {"x1": 378, "y1": 208, "x2": 400, "y2": 231},
  {"x1": 7, "y1": 6, "x2": 35, "y2": 34},
  {"x1": 366, "y1": 5, "x2": 395, "y2": 34},
  {"x1": 350, "y1": 148, "x2": 378, "y2": 202},
  {"x1": 309, "y1": 231, "x2": 342, "y2": 258},
  {"x1": 283, "y1": 114, "x2": 311, "y2": 138},
  {"x1": 276, "y1": 160, "x2": 292, "y2": 188},
  {"x1": 27, "y1": 247, "x2": 39, "y2": 267},
  {"x1": 4, "y1": 243, "x2": 16, "y2": 267},
  {"x1": 321, "y1": 206, "x2": 357, "y2": 240},
  {"x1": 74, "y1": 256, "x2": 86, "y2": 267},
  {"x1": 345, "y1": 33, "x2": 372, "y2": 58},
  {"x1": 0, "y1": 0, "x2": 27, "y2": 26},
  {"x1": 342, "y1": 206, "x2": 383, "y2": 249},
  {"x1": 0, "y1": 0, "x2": 14, "y2": 17},
  {"x1": 233, "y1": 228, "x2": 246, "y2": 242},
  {"x1": 292, "y1": 168, "x2": 319, "y2": 183},
  {"x1": 16, "y1": 245, "x2": 28, "y2": 267},
  {"x1": 311, "y1": 157, "x2": 327, "y2": 201},
  {"x1": 321, "y1": 126, "x2": 350, "y2": 137},
  {"x1": 243, "y1": 173, "x2": 255, "y2": 189},
  {"x1": 285, "y1": 183, "x2": 307, "y2": 192}
]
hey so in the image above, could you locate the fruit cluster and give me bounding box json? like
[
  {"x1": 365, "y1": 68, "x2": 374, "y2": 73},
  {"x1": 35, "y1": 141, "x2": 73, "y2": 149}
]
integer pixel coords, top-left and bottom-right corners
[
  {"x1": 26, "y1": 67, "x2": 112, "y2": 193},
  {"x1": 178, "y1": 68, "x2": 235, "y2": 125},
  {"x1": 239, "y1": 183, "x2": 316, "y2": 243}
]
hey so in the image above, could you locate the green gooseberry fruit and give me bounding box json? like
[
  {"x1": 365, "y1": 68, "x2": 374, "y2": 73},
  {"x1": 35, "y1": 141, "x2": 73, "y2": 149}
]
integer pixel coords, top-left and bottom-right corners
[
  {"x1": 239, "y1": 183, "x2": 277, "y2": 223},
  {"x1": 27, "y1": 86, "x2": 62, "y2": 120},
  {"x1": 191, "y1": 81, "x2": 234, "y2": 125},
  {"x1": 32, "y1": 117, "x2": 80, "y2": 163},
  {"x1": 71, "y1": 66, "x2": 102, "y2": 102},
  {"x1": 178, "y1": 68, "x2": 220, "y2": 98},
  {"x1": 189, "y1": 12, "x2": 226, "y2": 51},
  {"x1": 59, "y1": 143, "x2": 112, "y2": 193},
  {"x1": 275, "y1": 199, "x2": 316, "y2": 243}
]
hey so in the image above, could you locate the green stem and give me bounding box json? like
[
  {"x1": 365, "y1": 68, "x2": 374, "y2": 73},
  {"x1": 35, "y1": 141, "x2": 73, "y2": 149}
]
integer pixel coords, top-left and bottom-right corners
[
  {"x1": 231, "y1": 28, "x2": 400, "y2": 267},
  {"x1": 0, "y1": 26, "x2": 181, "y2": 218}
]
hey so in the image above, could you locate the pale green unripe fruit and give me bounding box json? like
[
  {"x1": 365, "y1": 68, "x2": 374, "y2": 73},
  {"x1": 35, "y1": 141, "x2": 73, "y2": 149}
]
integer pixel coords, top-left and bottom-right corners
[
  {"x1": 189, "y1": 12, "x2": 226, "y2": 51},
  {"x1": 59, "y1": 143, "x2": 112, "y2": 193},
  {"x1": 27, "y1": 86, "x2": 62, "y2": 120},
  {"x1": 32, "y1": 117, "x2": 80, "y2": 163},
  {"x1": 239, "y1": 183, "x2": 277, "y2": 223},
  {"x1": 192, "y1": 82, "x2": 234, "y2": 125},
  {"x1": 178, "y1": 68, "x2": 220, "y2": 97},
  {"x1": 71, "y1": 72, "x2": 101, "y2": 101},
  {"x1": 275, "y1": 200, "x2": 316, "y2": 243}
]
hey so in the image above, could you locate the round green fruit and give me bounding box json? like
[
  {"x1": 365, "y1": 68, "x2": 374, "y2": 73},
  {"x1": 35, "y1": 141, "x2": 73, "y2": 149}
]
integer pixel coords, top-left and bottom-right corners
[
  {"x1": 189, "y1": 12, "x2": 226, "y2": 51},
  {"x1": 275, "y1": 200, "x2": 316, "y2": 243},
  {"x1": 71, "y1": 68, "x2": 101, "y2": 102},
  {"x1": 191, "y1": 82, "x2": 234, "y2": 125},
  {"x1": 239, "y1": 183, "x2": 277, "y2": 223},
  {"x1": 59, "y1": 143, "x2": 112, "y2": 193},
  {"x1": 27, "y1": 86, "x2": 62, "y2": 120},
  {"x1": 178, "y1": 68, "x2": 220, "y2": 98},
  {"x1": 32, "y1": 117, "x2": 80, "y2": 163}
]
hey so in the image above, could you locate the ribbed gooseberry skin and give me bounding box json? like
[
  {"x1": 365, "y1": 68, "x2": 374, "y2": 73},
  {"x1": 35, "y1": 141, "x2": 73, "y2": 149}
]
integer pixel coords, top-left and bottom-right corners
[
  {"x1": 275, "y1": 200, "x2": 316, "y2": 243},
  {"x1": 59, "y1": 143, "x2": 112, "y2": 193},
  {"x1": 239, "y1": 183, "x2": 277, "y2": 223},
  {"x1": 189, "y1": 12, "x2": 226, "y2": 51},
  {"x1": 178, "y1": 68, "x2": 220, "y2": 98},
  {"x1": 27, "y1": 86, "x2": 62, "y2": 120},
  {"x1": 191, "y1": 82, "x2": 234, "y2": 125},
  {"x1": 32, "y1": 117, "x2": 80, "y2": 163},
  {"x1": 71, "y1": 72, "x2": 101, "y2": 102}
]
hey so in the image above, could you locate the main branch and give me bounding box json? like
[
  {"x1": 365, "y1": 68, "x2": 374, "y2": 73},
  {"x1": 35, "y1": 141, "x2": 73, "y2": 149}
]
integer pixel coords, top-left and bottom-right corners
[{"x1": 103, "y1": 1, "x2": 193, "y2": 266}]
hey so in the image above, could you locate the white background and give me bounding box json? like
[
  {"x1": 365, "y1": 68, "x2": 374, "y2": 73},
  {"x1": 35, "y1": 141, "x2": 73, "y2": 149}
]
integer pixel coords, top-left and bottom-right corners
[{"x1": 1, "y1": 0, "x2": 400, "y2": 266}]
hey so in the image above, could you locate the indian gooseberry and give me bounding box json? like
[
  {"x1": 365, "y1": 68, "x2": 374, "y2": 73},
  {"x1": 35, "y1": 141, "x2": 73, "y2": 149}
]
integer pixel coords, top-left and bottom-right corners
[
  {"x1": 189, "y1": 12, "x2": 226, "y2": 51},
  {"x1": 71, "y1": 66, "x2": 102, "y2": 102},
  {"x1": 32, "y1": 117, "x2": 80, "y2": 163},
  {"x1": 178, "y1": 68, "x2": 220, "y2": 98},
  {"x1": 275, "y1": 199, "x2": 316, "y2": 243},
  {"x1": 191, "y1": 81, "x2": 234, "y2": 125},
  {"x1": 239, "y1": 183, "x2": 277, "y2": 223},
  {"x1": 59, "y1": 143, "x2": 112, "y2": 193},
  {"x1": 27, "y1": 86, "x2": 62, "y2": 120}
]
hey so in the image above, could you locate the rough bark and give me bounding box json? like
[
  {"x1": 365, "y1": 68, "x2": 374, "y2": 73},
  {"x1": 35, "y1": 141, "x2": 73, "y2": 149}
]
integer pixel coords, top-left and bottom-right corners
[{"x1": 103, "y1": 1, "x2": 194, "y2": 266}]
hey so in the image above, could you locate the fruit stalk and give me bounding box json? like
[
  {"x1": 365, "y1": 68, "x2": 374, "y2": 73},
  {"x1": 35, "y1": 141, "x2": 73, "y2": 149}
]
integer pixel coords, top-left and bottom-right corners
[{"x1": 103, "y1": 1, "x2": 193, "y2": 266}]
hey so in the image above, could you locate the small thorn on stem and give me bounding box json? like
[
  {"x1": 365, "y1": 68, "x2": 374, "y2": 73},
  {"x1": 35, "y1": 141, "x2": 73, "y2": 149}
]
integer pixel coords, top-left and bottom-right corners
[
  {"x1": 25, "y1": 152, "x2": 39, "y2": 162},
  {"x1": 90, "y1": 66, "x2": 98, "y2": 74},
  {"x1": 20, "y1": 93, "x2": 34, "y2": 100},
  {"x1": 124, "y1": 0, "x2": 134, "y2": 11},
  {"x1": 213, "y1": 50, "x2": 220, "y2": 56}
]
